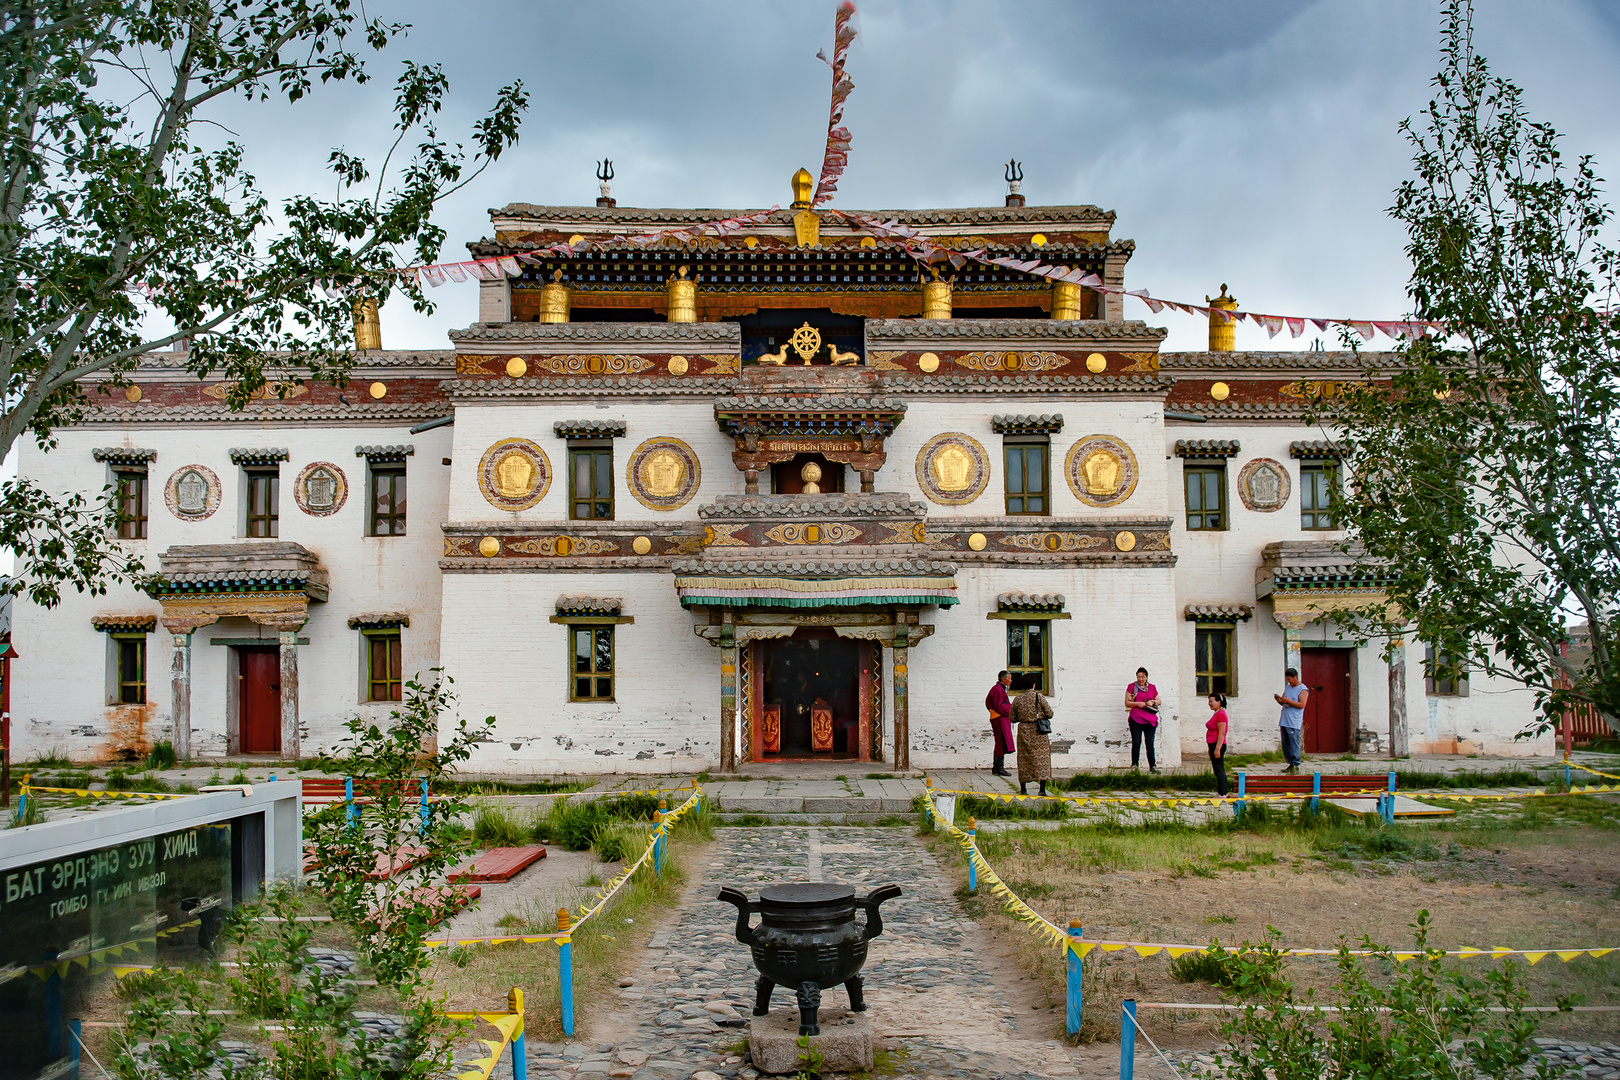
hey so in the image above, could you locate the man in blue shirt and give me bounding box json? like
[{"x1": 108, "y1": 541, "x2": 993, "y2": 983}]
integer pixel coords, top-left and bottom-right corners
[{"x1": 1272, "y1": 667, "x2": 1308, "y2": 774}]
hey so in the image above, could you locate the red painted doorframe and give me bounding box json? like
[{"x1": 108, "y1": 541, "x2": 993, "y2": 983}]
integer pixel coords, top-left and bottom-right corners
[
  {"x1": 1300, "y1": 647, "x2": 1351, "y2": 754},
  {"x1": 237, "y1": 646, "x2": 280, "y2": 754}
]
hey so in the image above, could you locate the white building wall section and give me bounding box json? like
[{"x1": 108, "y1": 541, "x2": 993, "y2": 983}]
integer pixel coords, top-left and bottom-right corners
[{"x1": 11, "y1": 422, "x2": 451, "y2": 762}]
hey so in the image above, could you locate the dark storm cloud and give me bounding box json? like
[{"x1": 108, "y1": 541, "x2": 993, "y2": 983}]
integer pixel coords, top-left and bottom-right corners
[{"x1": 179, "y1": 0, "x2": 1620, "y2": 351}]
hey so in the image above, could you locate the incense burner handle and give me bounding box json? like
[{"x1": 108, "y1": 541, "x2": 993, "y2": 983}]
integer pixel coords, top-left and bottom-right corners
[
  {"x1": 857, "y1": 884, "x2": 902, "y2": 942},
  {"x1": 717, "y1": 887, "x2": 757, "y2": 946}
]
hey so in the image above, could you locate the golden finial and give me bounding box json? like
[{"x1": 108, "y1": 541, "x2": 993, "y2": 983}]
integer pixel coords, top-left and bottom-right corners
[
  {"x1": 791, "y1": 167, "x2": 814, "y2": 209},
  {"x1": 1206, "y1": 283, "x2": 1238, "y2": 352}
]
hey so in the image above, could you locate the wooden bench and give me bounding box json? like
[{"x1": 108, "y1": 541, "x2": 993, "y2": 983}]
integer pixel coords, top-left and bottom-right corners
[{"x1": 1235, "y1": 771, "x2": 1397, "y2": 823}]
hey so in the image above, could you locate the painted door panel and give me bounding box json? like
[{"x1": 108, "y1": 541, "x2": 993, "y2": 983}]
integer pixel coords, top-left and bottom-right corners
[
  {"x1": 1301, "y1": 648, "x2": 1351, "y2": 754},
  {"x1": 238, "y1": 647, "x2": 281, "y2": 753}
]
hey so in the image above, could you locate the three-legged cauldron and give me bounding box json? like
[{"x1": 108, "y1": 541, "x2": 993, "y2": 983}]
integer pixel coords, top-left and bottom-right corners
[{"x1": 718, "y1": 882, "x2": 902, "y2": 1036}]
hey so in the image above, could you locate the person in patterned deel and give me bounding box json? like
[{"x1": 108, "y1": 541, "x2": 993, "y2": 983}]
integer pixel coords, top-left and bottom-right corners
[{"x1": 985, "y1": 670, "x2": 1014, "y2": 777}]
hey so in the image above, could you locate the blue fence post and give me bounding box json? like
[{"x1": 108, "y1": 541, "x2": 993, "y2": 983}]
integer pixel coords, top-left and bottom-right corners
[
  {"x1": 557, "y1": 909, "x2": 575, "y2": 1037},
  {"x1": 1386, "y1": 772, "x2": 1397, "y2": 825},
  {"x1": 653, "y1": 807, "x2": 665, "y2": 876},
  {"x1": 69, "y1": 1019, "x2": 82, "y2": 1080},
  {"x1": 345, "y1": 776, "x2": 357, "y2": 826},
  {"x1": 1565, "y1": 759, "x2": 1572, "y2": 790},
  {"x1": 15, "y1": 776, "x2": 27, "y2": 824},
  {"x1": 967, "y1": 818, "x2": 977, "y2": 894},
  {"x1": 419, "y1": 777, "x2": 431, "y2": 835},
  {"x1": 1119, "y1": 999, "x2": 1137, "y2": 1080},
  {"x1": 507, "y1": 988, "x2": 528, "y2": 1080},
  {"x1": 1234, "y1": 772, "x2": 1246, "y2": 820},
  {"x1": 1311, "y1": 772, "x2": 1321, "y2": 816},
  {"x1": 1066, "y1": 921, "x2": 1084, "y2": 1036}
]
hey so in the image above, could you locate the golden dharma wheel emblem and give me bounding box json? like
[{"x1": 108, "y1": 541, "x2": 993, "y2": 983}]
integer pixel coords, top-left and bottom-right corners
[
  {"x1": 505, "y1": 357, "x2": 527, "y2": 378},
  {"x1": 667, "y1": 356, "x2": 689, "y2": 376},
  {"x1": 917, "y1": 351, "x2": 940, "y2": 373},
  {"x1": 124, "y1": 385, "x2": 143, "y2": 402},
  {"x1": 1114, "y1": 531, "x2": 1137, "y2": 552},
  {"x1": 1086, "y1": 353, "x2": 1107, "y2": 373},
  {"x1": 478, "y1": 536, "x2": 501, "y2": 558},
  {"x1": 632, "y1": 536, "x2": 652, "y2": 555},
  {"x1": 1210, "y1": 381, "x2": 1231, "y2": 401},
  {"x1": 369, "y1": 381, "x2": 387, "y2": 399},
  {"x1": 967, "y1": 532, "x2": 988, "y2": 551},
  {"x1": 789, "y1": 322, "x2": 822, "y2": 364}
]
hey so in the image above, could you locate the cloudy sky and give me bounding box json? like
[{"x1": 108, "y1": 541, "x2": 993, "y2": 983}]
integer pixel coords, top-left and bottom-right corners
[{"x1": 220, "y1": 0, "x2": 1620, "y2": 353}]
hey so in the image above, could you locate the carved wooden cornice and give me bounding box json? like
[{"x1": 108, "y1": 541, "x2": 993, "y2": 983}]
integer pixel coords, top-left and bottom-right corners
[
  {"x1": 1174, "y1": 439, "x2": 1241, "y2": 459},
  {"x1": 991, "y1": 414, "x2": 1064, "y2": 436},
  {"x1": 92, "y1": 447, "x2": 157, "y2": 465},
  {"x1": 553, "y1": 419, "x2": 628, "y2": 440}
]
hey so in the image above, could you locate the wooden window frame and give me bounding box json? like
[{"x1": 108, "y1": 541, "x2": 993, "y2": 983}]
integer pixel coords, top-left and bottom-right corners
[
  {"x1": 1005, "y1": 619, "x2": 1050, "y2": 693},
  {"x1": 1183, "y1": 462, "x2": 1227, "y2": 531},
  {"x1": 244, "y1": 468, "x2": 280, "y2": 538},
  {"x1": 568, "y1": 443, "x2": 615, "y2": 521},
  {"x1": 569, "y1": 624, "x2": 616, "y2": 702},
  {"x1": 1299, "y1": 460, "x2": 1338, "y2": 531},
  {"x1": 363, "y1": 629, "x2": 403, "y2": 702},
  {"x1": 111, "y1": 632, "x2": 147, "y2": 705},
  {"x1": 114, "y1": 468, "x2": 149, "y2": 540},
  {"x1": 1003, "y1": 438, "x2": 1051, "y2": 516},
  {"x1": 368, "y1": 464, "x2": 408, "y2": 537},
  {"x1": 1424, "y1": 643, "x2": 1467, "y2": 697},
  {"x1": 1194, "y1": 623, "x2": 1236, "y2": 696}
]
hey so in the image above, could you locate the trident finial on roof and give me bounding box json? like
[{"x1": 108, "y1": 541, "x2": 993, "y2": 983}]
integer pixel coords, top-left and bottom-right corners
[
  {"x1": 595, "y1": 159, "x2": 615, "y2": 208},
  {"x1": 1004, "y1": 158, "x2": 1024, "y2": 207}
]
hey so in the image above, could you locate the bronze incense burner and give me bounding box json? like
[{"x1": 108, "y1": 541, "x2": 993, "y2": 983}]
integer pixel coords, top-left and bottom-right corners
[{"x1": 718, "y1": 881, "x2": 902, "y2": 1036}]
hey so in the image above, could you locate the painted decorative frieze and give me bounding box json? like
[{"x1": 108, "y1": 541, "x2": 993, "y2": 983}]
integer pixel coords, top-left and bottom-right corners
[
  {"x1": 1065, "y1": 434, "x2": 1139, "y2": 507},
  {"x1": 761, "y1": 522, "x2": 863, "y2": 545},
  {"x1": 477, "y1": 438, "x2": 551, "y2": 511},
  {"x1": 915, "y1": 433, "x2": 989, "y2": 505},
  {"x1": 1237, "y1": 458, "x2": 1292, "y2": 512},
  {"x1": 164, "y1": 464, "x2": 221, "y2": 520},
  {"x1": 951, "y1": 350, "x2": 1070, "y2": 373},
  {"x1": 294, "y1": 462, "x2": 348, "y2": 517},
  {"x1": 626, "y1": 437, "x2": 701, "y2": 511}
]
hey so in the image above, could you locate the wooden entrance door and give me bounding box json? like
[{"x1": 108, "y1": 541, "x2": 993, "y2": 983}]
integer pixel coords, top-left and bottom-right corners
[
  {"x1": 1300, "y1": 648, "x2": 1351, "y2": 754},
  {"x1": 238, "y1": 647, "x2": 281, "y2": 753}
]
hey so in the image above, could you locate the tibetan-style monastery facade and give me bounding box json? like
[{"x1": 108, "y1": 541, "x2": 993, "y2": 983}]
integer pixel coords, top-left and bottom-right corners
[{"x1": 11, "y1": 183, "x2": 1549, "y2": 772}]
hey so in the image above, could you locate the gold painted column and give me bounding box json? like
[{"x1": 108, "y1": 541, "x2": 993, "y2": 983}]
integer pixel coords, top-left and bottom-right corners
[
  {"x1": 891, "y1": 629, "x2": 910, "y2": 772},
  {"x1": 1207, "y1": 284, "x2": 1238, "y2": 351},
  {"x1": 719, "y1": 617, "x2": 738, "y2": 773},
  {"x1": 1051, "y1": 281, "x2": 1082, "y2": 320},
  {"x1": 1388, "y1": 634, "x2": 1409, "y2": 758},
  {"x1": 921, "y1": 278, "x2": 951, "y2": 319},
  {"x1": 352, "y1": 298, "x2": 381, "y2": 350}
]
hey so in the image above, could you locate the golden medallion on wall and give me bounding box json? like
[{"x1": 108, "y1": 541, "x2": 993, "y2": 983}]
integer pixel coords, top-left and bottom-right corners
[
  {"x1": 915, "y1": 433, "x2": 989, "y2": 506},
  {"x1": 477, "y1": 438, "x2": 551, "y2": 511},
  {"x1": 627, "y1": 437, "x2": 701, "y2": 511},
  {"x1": 1064, "y1": 435, "x2": 1139, "y2": 508}
]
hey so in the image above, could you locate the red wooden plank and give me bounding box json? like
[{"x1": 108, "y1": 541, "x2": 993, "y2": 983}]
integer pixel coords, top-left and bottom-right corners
[
  {"x1": 451, "y1": 846, "x2": 548, "y2": 883},
  {"x1": 371, "y1": 845, "x2": 429, "y2": 879}
]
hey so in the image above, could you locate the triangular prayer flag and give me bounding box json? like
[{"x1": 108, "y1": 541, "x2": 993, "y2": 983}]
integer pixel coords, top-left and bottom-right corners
[
  {"x1": 1134, "y1": 946, "x2": 1163, "y2": 957},
  {"x1": 1286, "y1": 317, "x2": 1306, "y2": 337},
  {"x1": 1556, "y1": 951, "x2": 1584, "y2": 962},
  {"x1": 1524, "y1": 952, "x2": 1548, "y2": 965}
]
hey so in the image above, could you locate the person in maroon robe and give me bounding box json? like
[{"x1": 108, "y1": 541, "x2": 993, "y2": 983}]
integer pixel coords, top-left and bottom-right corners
[{"x1": 985, "y1": 670, "x2": 1015, "y2": 776}]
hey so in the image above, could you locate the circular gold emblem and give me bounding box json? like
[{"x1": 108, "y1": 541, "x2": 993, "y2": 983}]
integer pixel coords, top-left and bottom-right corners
[
  {"x1": 967, "y1": 532, "x2": 988, "y2": 551},
  {"x1": 478, "y1": 536, "x2": 501, "y2": 557},
  {"x1": 568, "y1": 233, "x2": 584, "y2": 245},
  {"x1": 917, "y1": 351, "x2": 940, "y2": 373},
  {"x1": 294, "y1": 461, "x2": 348, "y2": 517},
  {"x1": 667, "y1": 356, "x2": 690, "y2": 376},
  {"x1": 369, "y1": 381, "x2": 387, "y2": 399},
  {"x1": 632, "y1": 536, "x2": 652, "y2": 555},
  {"x1": 1114, "y1": 530, "x2": 1137, "y2": 552},
  {"x1": 1031, "y1": 233, "x2": 1048, "y2": 246},
  {"x1": 1085, "y1": 353, "x2": 1107, "y2": 373},
  {"x1": 745, "y1": 236, "x2": 759, "y2": 248},
  {"x1": 1065, "y1": 435, "x2": 1139, "y2": 508},
  {"x1": 1210, "y1": 381, "x2": 1231, "y2": 401},
  {"x1": 477, "y1": 438, "x2": 550, "y2": 511},
  {"x1": 627, "y1": 437, "x2": 701, "y2": 511},
  {"x1": 916, "y1": 433, "x2": 989, "y2": 506},
  {"x1": 125, "y1": 385, "x2": 143, "y2": 402},
  {"x1": 505, "y1": 357, "x2": 528, "y2": 378}
]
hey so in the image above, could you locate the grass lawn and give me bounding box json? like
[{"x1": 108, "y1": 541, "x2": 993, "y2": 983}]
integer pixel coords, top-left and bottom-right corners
[{"x1": 927, "y1": 793, "x2": 1620, "y2": 1046}]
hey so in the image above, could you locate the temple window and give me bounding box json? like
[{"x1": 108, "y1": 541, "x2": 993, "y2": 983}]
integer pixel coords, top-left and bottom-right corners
[
  {"x1": 114, "y1": 468, "x2": 149, "y2": 539},
  {"x1": 1425, "y1": 644, "x2": 1467, "y2": 697},
  {"x1": 369, "y1": 465, "x2": 407, "y2": 535},
  {"x1": 1299, "y1": 461, "x2": 1338, "y2": 530},
  {"x1": 1003, "y1": 441, "x2": 1049, "y2": 515},
  {"x1": 364, "y1": 630, "x2": 403, "y2": 702},
  {"x1": 1194, "y1": 624, "x2": 1235, "y2": 695},
  {"x1": 1183, "y1": 463, "x2": 1227, "y2": 531},
  {"x1": 1005, "y1": 620, "x2": 1048, "y2": 693},
  {"x1": 245, "y1": 470, "x2": 279, "y2": 537},
  {"x1": 571, "y1": 626, "x2": 615, "y2": 701},
  {"x1": 569, "y1": 446, "x2": 614, "y2": 519},
  {"x1": 112, "y1": 633, "x2": 147, "y2": 705}
]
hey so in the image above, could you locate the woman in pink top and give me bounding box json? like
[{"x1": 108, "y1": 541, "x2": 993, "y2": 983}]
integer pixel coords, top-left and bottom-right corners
[
  {"x1": 1124, "y1": 667, "x2": 1160, "y2": 773},
  {"x1": 1206, "y1": 693, "x2": 1230, "y2": 796}
]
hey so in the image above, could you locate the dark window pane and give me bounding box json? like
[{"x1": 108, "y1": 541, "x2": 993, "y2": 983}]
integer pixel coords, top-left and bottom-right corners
[
  {"x1": 1027, "y1": 448, "x2": 1045, "y2": 491},
  {"x1": 574, "y1": 630, "x2": 591, "y2": 673},
  {"x1": 596, "y1": 677, "x2": 612, "y2": 698},
  {"x1": 594, "y1": 628, "x2": 612, "y2": 671},
  {"x1": 1006, "y1": 448, "x2": 1024, "y2": 491},
  {"x1": 1186, "y1": 473, "x2": 1204, "y2": 512},
  {"x1": 576, "y1": 677, "x2": 592, "y2": 698},
  {"x1": 1026, "y1": 623, "x2": 1044, "y2": 667},
  {"x1": 1007, "y1": 624, "x2": 1024, "y2": 667}
]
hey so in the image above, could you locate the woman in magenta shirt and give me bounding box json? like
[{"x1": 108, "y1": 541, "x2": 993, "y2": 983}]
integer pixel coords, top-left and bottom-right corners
[
  {"x1": 1124, "y1": 667, "x2": 1160, "y2": 773},
  {"x1": 1206, "y1": 693, "x2": 1230, "y2": 796}
]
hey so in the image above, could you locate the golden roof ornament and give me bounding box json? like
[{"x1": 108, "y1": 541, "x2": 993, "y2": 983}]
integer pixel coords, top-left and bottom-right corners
[
  {"x1": 1206, "y1": 283, "x2": 1238, "y2": 352},
  {"x1": 789, "y1": 322, "x2": 822, "y2": 364},
  {"x1": 666, "y1": 265, "x2": 697, "y2": 323},
  {"x1": 791, "y1": 167, "x2": 820, "y2": 246}
]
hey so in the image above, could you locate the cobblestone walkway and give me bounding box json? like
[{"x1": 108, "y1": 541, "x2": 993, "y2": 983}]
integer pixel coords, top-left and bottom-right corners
[{"x1": 511, "y1": 826, "x2": 1136, "y2": 1080}]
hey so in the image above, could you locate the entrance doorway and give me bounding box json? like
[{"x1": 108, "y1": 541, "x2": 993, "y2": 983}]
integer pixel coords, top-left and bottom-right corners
[
  {"x1": 237, "y1": 646, "x2": 281, "y2": 753},
  {"x1": 771, "y1": 454, "x2": 845, "y2": 495},
  {"x1": 759, "y1": 630, "x2": 862, "y2": 759},
  {"x1": 1300, "y1": 647, "x2": 1351, "y2": 754}
]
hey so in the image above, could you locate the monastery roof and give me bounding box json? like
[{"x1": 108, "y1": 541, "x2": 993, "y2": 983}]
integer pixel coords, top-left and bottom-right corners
[
  {"x1": 449, "y1": 322, "x2": 739, "y2": 344},
  {"x1": 864, "y1": 318, "x2": 1165, "y2": 343},
  {"x1": 1159, "y1": 351, "x2": 1387, "y2": 372},
  {"x1": 488, "y1": 204, "x2": 1117, "y2": 229}
]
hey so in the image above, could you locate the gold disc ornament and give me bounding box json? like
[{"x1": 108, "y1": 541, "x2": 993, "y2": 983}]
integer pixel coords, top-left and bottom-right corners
[
  {"x1": 1065, "y1": 435, "x2": 1139, "y2": 508},
  {"x1": 627, "y1": 437, "x2": 701, "y2": 511},
  {"x1": 915, "y1": 433, "x2": 989, "y2": 505}
]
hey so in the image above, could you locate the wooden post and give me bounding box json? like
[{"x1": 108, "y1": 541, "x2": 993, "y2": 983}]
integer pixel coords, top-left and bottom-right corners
[
  {"x1": 719, "y1": 616, "x2": 737, "y2": 774},
  {"x1": 170, "y1": 630, "x2": 192, "y2": 761},
  {"x1": 1388, "y1": 635, "x2": 1409, "y2": 758},
  {"x1": 892, "y1": 635, "x2": 910, "y2": 772},
  {"x1": 278, "y1": 628, "x2": 301, "y2": 760},
  {"x1": 556, "y1": 908, "x2": 575, "y2": 1037},
  {"x1": 1066, "y1": 920, "x2": 1084, "y2": 1036}
]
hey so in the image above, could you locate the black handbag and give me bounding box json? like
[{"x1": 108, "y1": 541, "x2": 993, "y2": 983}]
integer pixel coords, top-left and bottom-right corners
[{"x1": 1035, "y1": 715, "x2": 1052, "y2": 736}]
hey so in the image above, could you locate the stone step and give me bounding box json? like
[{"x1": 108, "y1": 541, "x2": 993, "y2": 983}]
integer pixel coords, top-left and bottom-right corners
[
  {"x1": 708, "y1": 794, "x2": 916, "y2": 814},
  {"x1": 713, "y1": 811, "x2": 914, "y2": 825}
]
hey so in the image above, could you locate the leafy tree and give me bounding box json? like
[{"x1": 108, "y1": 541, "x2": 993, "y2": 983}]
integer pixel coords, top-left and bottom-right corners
[
  {"x1": 0, "y1": 0, "x2": 526, "y2": 606},
  {"x1": 1323, "y1": 0, "x2": 1620, "y2": 735}
]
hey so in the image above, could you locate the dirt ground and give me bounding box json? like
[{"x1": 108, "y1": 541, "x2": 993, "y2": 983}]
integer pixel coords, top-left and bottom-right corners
[{"x1": 931, "y1": 802, "x2": 1620, "y2": 1048}]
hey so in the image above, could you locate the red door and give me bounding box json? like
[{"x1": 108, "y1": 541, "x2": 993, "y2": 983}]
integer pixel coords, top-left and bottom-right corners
[
  {"x1": 238, "y1": 647, "x2": 281, "y2": 753},
  {"x1": 1300, "y1": 648, "x2": 1351, "y2": 754}
]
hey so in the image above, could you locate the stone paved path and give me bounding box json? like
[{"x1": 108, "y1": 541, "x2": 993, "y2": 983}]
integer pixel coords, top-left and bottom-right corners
[{"x1": 507, "y1": 826, "x2": 1180, "y2": 1079}]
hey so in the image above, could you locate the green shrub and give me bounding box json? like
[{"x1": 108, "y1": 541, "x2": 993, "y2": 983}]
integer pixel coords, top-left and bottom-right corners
[
  {"x1": 471, "y1": 804, "x2": 527, "y2": 848},
  {"x1": 1170, "y1": 949, "x2": 1237, "y2": 987},
  {"x1": 591, "y1": 822, "x2": 652, "y2": 864},
  {"x1": 531, "y1": 793, "x2": 662, "y2": 851},
  {"x1": 957, "y1": 793, "x2": 1068, "y2": 821},
  {"x1": 145, "y1": 740, "x2": 177, "y2": 770}
]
